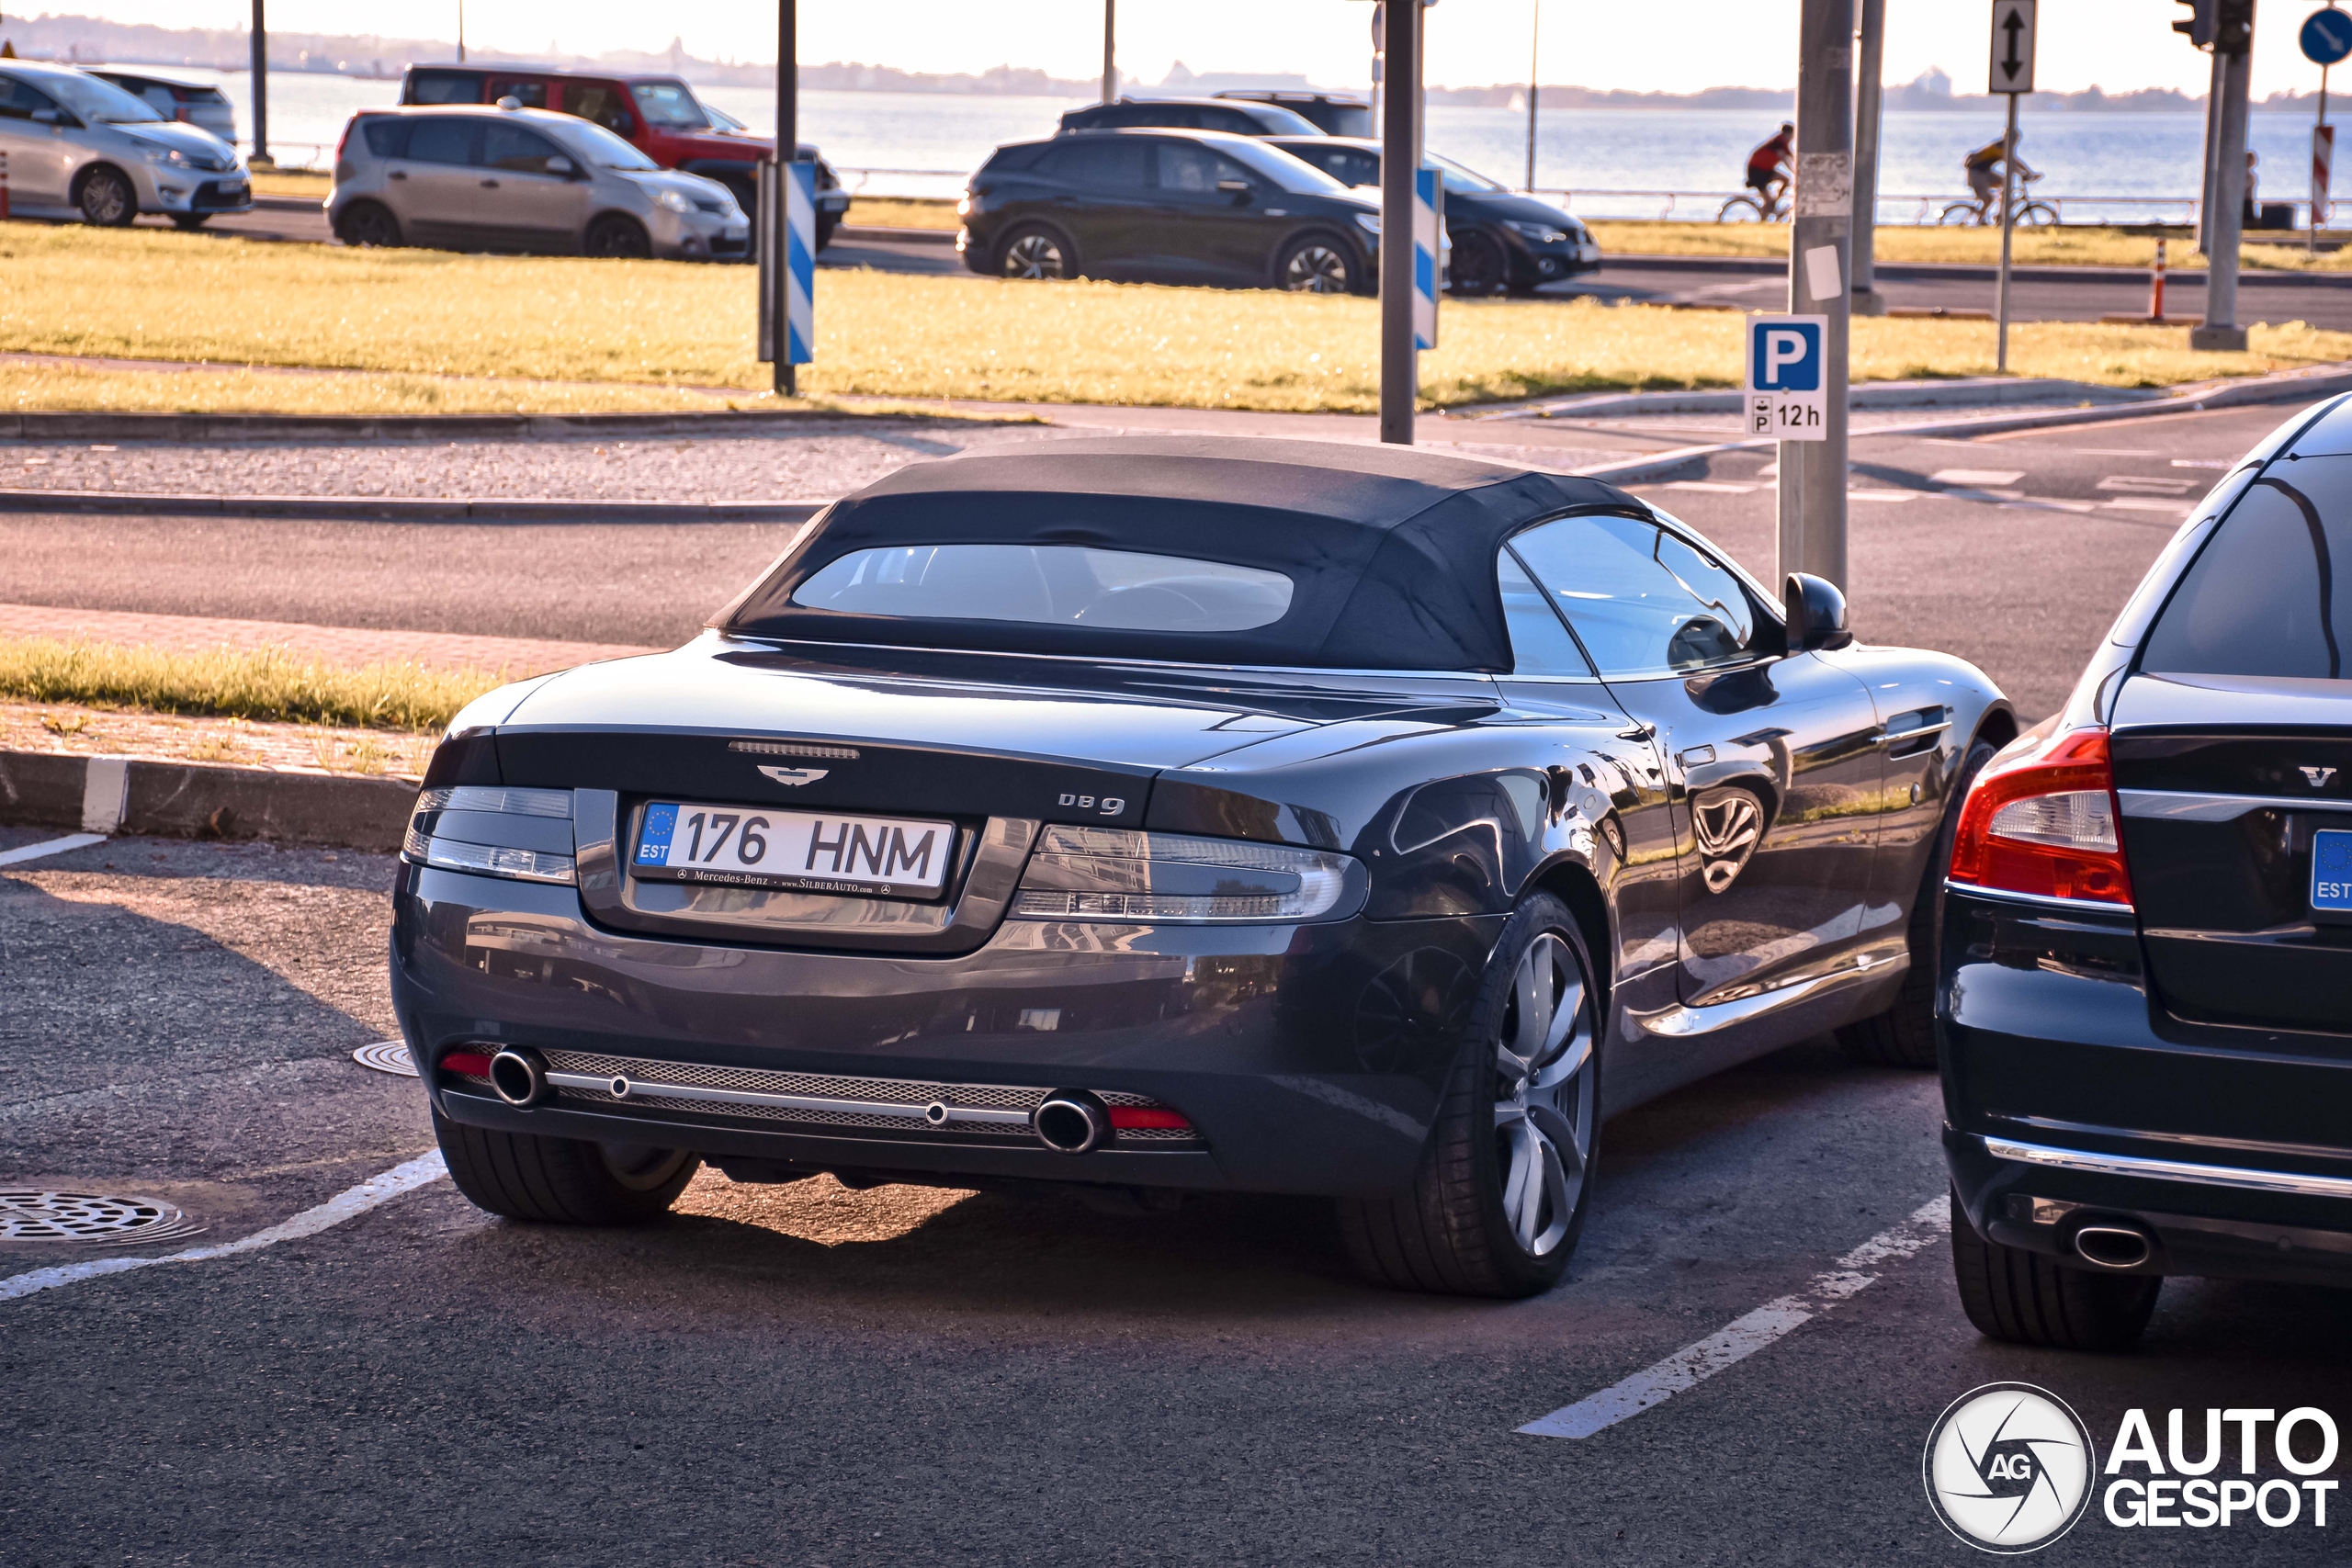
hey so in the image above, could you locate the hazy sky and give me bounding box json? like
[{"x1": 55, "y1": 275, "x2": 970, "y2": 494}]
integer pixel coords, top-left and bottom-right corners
[{"x1": 42, "y1": 3, "x2": 2352, "y2": 98}]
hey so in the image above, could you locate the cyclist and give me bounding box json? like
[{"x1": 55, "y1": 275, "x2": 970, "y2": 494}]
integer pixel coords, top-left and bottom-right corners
[
  {"x1": 1963, "y1": 133, "x2": 2038, "y2": 223},
  {"x1": 1744, "y1": 123, "x2": 1793, "y2": 217}
]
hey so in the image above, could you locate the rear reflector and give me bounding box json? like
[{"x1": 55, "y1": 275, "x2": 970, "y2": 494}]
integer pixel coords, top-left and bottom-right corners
[
  {"x1": 439, "y1": 1050, "x2": 495, "y2": 1077},
  {"x1": 1949, "y1": 727, "x2": 2134, "y2": 907},
  {"x1": 1106, "y1": 1105, "x2": 1193, "y2": 1131}
]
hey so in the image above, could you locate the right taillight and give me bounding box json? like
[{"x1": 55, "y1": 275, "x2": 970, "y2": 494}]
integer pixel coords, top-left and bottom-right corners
[{"x1": 1948, "y1": 727, "x2": 2133, "y2": 908}]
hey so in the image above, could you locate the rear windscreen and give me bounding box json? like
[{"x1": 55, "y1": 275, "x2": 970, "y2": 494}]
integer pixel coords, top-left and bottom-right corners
[
  {"x1": 789, "y1": 545, "x2": 1295, "y2": 633},
  {"x1": 2142, "y1": 462, "x2": 2352, "y2": 680},
  {"x1": 406, "y1": 70, "x2": 482, "y2": 105}
]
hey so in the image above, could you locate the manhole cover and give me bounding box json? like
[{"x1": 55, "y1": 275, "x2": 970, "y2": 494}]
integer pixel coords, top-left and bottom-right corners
[
  {"x1": 352, "y1": 1040, "x2": 418, "y2": 1077},
  {"x1": 0, "y1": 1190, "x2": 205, "y2": 1246}
]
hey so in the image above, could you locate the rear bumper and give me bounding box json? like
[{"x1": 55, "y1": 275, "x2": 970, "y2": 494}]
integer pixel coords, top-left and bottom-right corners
[
  {"x1": 1939, "y1": 884, "x2": 2352, "y2": 1286},
  {"x1": 391, "y1": 863, "x2": 1502, "y2": 1197}
]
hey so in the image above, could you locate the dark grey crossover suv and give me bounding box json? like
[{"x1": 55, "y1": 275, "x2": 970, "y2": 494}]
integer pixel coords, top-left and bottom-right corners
[{"x1": 394, "y1": 436, "x2": 2009, "y2": 1297}]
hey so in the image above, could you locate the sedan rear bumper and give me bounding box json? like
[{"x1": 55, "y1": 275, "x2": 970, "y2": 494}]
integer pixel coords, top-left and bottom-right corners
[{"x1": 392, "y1": 863, "x2": 1501, "y2": 1197}]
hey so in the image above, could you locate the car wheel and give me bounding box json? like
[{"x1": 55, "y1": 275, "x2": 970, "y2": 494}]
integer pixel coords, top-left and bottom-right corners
[
  {"x1": 1339, "y1": 893, "x2": 1600, "y2": 1298},
  {"x1": 1449, "y1": 230, "x2": 1507, "y2": 296},
  {"x1": 336, "y1": 201, "x2": 403, "y2": 248},
  {"x1": 584, "y1": 214, "x2": 652, "y2": 259},
  {"x1": 168, "y1": 213, "x2": 210, "y2": 231},
  {"x1": 1838, "y1": 737, "x2": 1999, "y2": 1068},
  {"x1": 1949, "y1": 1190, "x2": 2159, "y2": 1350},
  {"x1": 76, "y1": 166, "x2": 136, "y2": 227},
  {"x1": 997, "y1": 223, "x2": 1074, "y2": 279},
  {"x1": 432, "y1": 1108, "x2": 698, "y2": 1224},
  {"x1": 1277, "y1": 234, "x2": 1355, "y2": 294}
]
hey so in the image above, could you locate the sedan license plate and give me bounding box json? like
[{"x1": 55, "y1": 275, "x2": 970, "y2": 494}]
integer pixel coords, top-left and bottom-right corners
[
  {"x1": 633, "y1": 800, "x2": 953, "y2": 898},
  {"x1": 2313, "y1": 828, "x2": 2352, "y2": 917}
]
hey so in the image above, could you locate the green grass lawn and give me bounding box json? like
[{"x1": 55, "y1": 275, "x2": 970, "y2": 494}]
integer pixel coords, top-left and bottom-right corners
[{"x1": 6, "y1": 223, "x2": 2349, "y2": 414}]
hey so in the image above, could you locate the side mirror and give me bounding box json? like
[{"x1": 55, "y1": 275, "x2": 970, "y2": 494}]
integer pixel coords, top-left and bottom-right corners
[
  {"x1": 547, "y1": 154, "x2": 576, "y2": 176},
  {"x1": 1216, "y1": 177, "x2": 1253, "y2": 203},
  {"x1": 31, "y1": 107, "x2": 61, "y2": 126},
  {"x1": 1782, "y1": 572, "x2": 1853, "y2": 653}
]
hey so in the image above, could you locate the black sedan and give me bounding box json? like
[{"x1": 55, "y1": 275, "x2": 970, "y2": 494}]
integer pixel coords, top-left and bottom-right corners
[
  {"x1": 393, "y1": 435, "x2": 2009, "y2": 1299},
  {"x1": 1943, "y1": 394, "x2": 2352, "y2": 1348},
  {"x1": 1056, "y1": 95, "x2": 1324, "y2": 138},
  {"x1": 1266, "y1": 136, "x2": 1601, "y2": 296},
  {"x1": 958, "y1": 129, "x2": 1383, "y2": 293}
]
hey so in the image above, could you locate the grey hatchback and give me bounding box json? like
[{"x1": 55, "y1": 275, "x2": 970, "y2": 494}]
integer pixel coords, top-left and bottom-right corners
[{"x1": 328, "y1": 103, "x2": 749, "y2": 260}]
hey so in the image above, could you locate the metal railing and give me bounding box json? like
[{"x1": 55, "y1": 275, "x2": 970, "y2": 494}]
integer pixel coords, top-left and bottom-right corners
[{"x1": 1532, "y1": 186, "x2": 2337, "y2": 230}]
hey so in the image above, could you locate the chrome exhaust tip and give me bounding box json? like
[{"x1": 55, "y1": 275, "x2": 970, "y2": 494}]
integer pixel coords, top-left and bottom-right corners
[
  {"x1": 2074, "y1": 1224, "x2": 2154, "y2": 1269},
  {"x1": 1034, "y1": 1093, "x2": 1109, "y2": 1156},
  {"x1": 488, "y1": 1047, "x2": 549, "y2": 1108}
]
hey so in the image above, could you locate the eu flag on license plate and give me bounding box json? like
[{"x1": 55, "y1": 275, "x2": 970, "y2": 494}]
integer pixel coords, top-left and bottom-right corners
[
  {"x1": 2313, "y1": 828, "x2": 2352, "y2": 913},
  {"x1": 636, "y1": 802, "x2": 678, "y2": 864}
]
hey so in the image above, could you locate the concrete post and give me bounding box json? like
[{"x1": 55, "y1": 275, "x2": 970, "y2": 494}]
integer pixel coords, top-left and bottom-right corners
[
  {"x1": 1849, "y1": 0, "x2": 1886, "y2": 315},
  {"x1": 1102, "y1": 0, "x2": 1116, "y2": 105},
  {"x1": 248, "y1": 0, "x2": 269, "y2": 167},
  {"x1": 1779, "y1": 0, "x2": 1854, "y2": 592},
  {"x1": 2195, "y1": 39, "x2": 2252, "y2": 351},
  {"x1": 2199, "y1": 47, "x2": 2223, "y2": 254}
]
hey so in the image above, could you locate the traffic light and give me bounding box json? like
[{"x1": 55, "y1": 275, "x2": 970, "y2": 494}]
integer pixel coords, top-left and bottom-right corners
[
  {"x1": 2215, "y1": 0, "x2": 2254, "y2": 54},
  {"x1": 2173, "y1": 0, "x2": 2214, "y2": 50}
]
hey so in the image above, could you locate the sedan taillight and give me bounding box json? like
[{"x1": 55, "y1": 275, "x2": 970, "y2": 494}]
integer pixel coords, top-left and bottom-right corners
[
  {"x1": 1948, "y1": 727, "x2": 2133, "y2": 908},
  {"x1": 1012, "y1": 826, "x2": 1364, "y2": 924}
]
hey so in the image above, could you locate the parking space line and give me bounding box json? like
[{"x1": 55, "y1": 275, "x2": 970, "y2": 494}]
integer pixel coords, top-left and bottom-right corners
[
  {"x1": 1515, "y1": 1194, "x2": 1948, "y2": 1439},
  {"x1": 0, "y1": 833, "x2": 107, "y2": 868},
  {"x1": 0, "y1": 1151, "x2": 446, "y2": 1305}
]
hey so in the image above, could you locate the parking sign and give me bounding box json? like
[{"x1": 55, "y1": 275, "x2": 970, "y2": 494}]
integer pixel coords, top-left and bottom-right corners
[{"x1": 1746, "y1": 314, "x2": 1826, "y2": 443}]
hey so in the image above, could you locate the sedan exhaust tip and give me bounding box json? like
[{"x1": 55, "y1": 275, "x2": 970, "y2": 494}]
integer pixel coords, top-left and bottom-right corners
[
  {"x1": 1035, "y1": 1094, "x2": 1109, "y2": 1155},
  {"x1": 2073, "y1": 1223, "x2": 2154, "y2": 1269},
  {"x1": 488, "y1": 1047, "x2": 549, "y2": 1108}
]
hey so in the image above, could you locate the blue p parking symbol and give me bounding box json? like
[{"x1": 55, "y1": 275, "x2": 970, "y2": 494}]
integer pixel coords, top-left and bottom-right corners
[{"x1": 1751, "y1": 321, "x2": 1822, "y2": 391}]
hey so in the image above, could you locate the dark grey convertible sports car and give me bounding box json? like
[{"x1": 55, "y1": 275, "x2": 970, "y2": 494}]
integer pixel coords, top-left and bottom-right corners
[{"x1": 392, "y1": 436, "x2": 2011, "y2": 1297}]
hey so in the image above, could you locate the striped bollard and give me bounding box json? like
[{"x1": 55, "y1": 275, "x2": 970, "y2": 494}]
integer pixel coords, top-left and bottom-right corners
[
  {"x1": 784, "y1": 160, "x2": 815, "y2": 367},
  {"x1": 1412, "y1": 164, "x2": 1441, "y2": 351}
]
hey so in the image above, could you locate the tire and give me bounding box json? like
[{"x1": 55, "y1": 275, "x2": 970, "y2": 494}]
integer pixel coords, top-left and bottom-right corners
[
  {"x1": 996, "y1": 222, "x2": 1074, "y2": 279},
  {"x1": 1276, "y1": 233, "x2": 1356, "y2": 294},
  {"x1": 1950, "y1": 1190, "x2": 2159, "y2": 1351},
  {"x1": 1339, "y1": 893, "x2": 1601, "y2": 1298},
  {"x1": 1939, "y1": 201, "x2": 1986, "y2": 227},
  {"x1": 76, "y1": 165, "x2": 136, "y2": 227},
  {"x1": 433, "y1": 1107, "x2": 698, "y2": 1224},
  {"x1": 335, "y1": 201, "x2": 402, "y2": 248},
  {"x1": 1838, "y1": 737, "x2": 1998, "y2": 1068},
  {"x1": 1448, "y1": 229, "x2": 1507, "y2": 296},
  {"x1": 584, "y1": 213, "x2": 652, "y2": 259},
  {"x1": 169, "y1": 213, "x2": 210, "y2": 231}
]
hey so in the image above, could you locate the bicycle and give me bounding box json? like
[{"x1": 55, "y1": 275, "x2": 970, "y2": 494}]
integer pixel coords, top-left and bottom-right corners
[
  {"x1": 1716, "y1": 181, "x2": 1789, "y2": 223},
  {"x1": 1938, "y1": 169, "x2": 2055, "y2": 227}
]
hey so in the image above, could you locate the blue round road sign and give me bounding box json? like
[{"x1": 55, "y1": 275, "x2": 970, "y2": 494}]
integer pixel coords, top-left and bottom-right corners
[{"x1": 2305, "y1": 7, "x2": 2352, "y2": 67}]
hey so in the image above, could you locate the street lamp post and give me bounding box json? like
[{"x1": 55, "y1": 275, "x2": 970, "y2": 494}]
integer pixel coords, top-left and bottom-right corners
[
  {"x1": 1779, "y1": 0, "x2": 1854, "y2": 592},
  {"x1": 249, "y1": 0, "x2": 270, "y2": 168},
  {"x1": 774, "y1": 0, "x2": 797, "y2": 395},
  {"x1": 1102, "y1": 1, "x2": 1116, "y2": 104},
  {"x1": 1524, "y1": 1, "x2": 1540, "y2": 193}
]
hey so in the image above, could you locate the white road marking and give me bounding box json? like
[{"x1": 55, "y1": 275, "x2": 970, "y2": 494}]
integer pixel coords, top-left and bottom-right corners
[
  {"x1": 0, "y1": 1151, "x2": 447, "y2": 1305},
  {"x1": 1661, "y1": 480, "x2": 1758, "y2": 494},
  {"x1": 0, "y1": 833, "x2": 107, "y2": 868},
  {"x1": 2171, "y1": 457, "x2": 2233, "y2": 468},
  {"x1": 1516, "y1": 1194, "x2": 1949, "y2": 1439},
  {"x1": 2103, "y1": 497, "x2": 2194, "y2": 513},
  {"x1": 1847, "y1": 489, "x2": 1920, "y2": 502},
  {"x1": 2097, "y1": 475, "x2": 2197, "y2": 495},
  {"x1": 1928, "y1": 468, "x2": 2024, "y2": 487}
]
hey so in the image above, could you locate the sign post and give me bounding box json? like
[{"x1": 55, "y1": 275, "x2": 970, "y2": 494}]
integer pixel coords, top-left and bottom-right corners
[
  {"x1": 249, "y1": 0, "x2": 270, "y2": 167},
  {"x1": 2302, "y1": 6, "x2": 2352, "y2": 249},
  {"x1": 2190, "y1": 0, "x2": 2255, "y2": 352},
  {"x1": 1988, "y1": 0, "x2": 2035, "y2": 374},
  {"x1": 756, "y1": 0, "x2": 806, "y2": 395},
  {"x1": 1779, "y1": 0, "x2": 1852, "y2": 594},
  {"x1": 1101, "y1": 0, "x2": 1116, "y2": 104},
  {"x1": 1378, "y1": 0, "x2": 1429, "y2": 445}
]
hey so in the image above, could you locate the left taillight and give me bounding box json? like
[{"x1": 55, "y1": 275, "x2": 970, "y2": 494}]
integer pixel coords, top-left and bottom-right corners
[
  {"x1": 402, "y1": 785, "x2": 578, "y2": 885},
  {"x1": 1947, "y1": 728, "x2": 2132, "y2": 908}
]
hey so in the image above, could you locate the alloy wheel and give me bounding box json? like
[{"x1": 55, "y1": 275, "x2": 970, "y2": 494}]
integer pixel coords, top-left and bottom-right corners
[
  {"x1": 1002, "y1": 232, "x2": 1068, "y2": 279},
  {"x1": 81, "y1": 172, "x2": 131, "y2": 226},
  {"x1": 1492, "y1": 931, "x2": 1596, "y2": 1257},
  {"x1": 1282, "y1": 244, "x2": 1351, "y2": 293}
]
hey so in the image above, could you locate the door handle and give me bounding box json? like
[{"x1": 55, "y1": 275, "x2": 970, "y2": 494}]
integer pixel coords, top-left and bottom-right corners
[
  {"x1": 1615, "y1": 723, "x2": 1657, "y2": 741},
  {"x1": 389, "y1": 171, "x2": 407, "y2": 181},
  {"x1": 481, "y1": 178, "x2": 500, "y2": 188},
  {"x1": 1676, "y1": 745, "x2": 1716, "y2": 768}
]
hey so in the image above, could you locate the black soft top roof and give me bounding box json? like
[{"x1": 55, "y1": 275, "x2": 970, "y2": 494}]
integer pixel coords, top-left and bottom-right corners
[{"x1": 717, "y1": 435, "x2": 1640, "y2": 671}]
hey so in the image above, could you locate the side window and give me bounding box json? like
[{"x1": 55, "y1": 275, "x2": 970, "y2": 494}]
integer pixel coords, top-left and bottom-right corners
[
  {"x1": 138, "y1": 85, "x2": 175, "y2": 116},
  {"x1": 2142, "y1": 464, "x2": 2352, "y2": 679},
  {"x1": 408, "y1": 70, "x2": 483, "y2": 106},
  {"x1": 1040, "y1": 140, "x2": 1149, "y2": 188},
  {"x1": 1335, "y1": 151, "x2": 1379, "y2": 186},
  {"x1": 482, "y1": 122, "x2": 564, "y2": 175},
  {"x1": 488, "y1": 79, "x2": 548, "y2": 108},
  {"x1": 0, "y1": 76, "x2": 58, "y2": 120},
  {"x1": 360, "y1": 118, "x2": 411, "y2": 159},
  {"x1": 404, "y1": 118, "x2": 482, "y2": 167},
  {"x1": 1156, "y1": 141, "x2": 1255, "y2": 194},
  {"x1": 1498, "y1": 549, "x2": 1597, "y2": 678},
  {"x1": 1203, "y1": 108, "x2": 1261, "y2": 134},
  {"x1": 1510, "y1": 514, "x2": 1763, "y2": 678},
  {"x1": 563, "y1": 85, "x2": 634, "y2": 136}
]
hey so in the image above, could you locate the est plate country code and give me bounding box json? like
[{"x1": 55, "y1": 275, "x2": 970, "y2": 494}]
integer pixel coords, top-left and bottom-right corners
[{"x1": 634, "y1": 800, "x2": 954, "y2": 897}]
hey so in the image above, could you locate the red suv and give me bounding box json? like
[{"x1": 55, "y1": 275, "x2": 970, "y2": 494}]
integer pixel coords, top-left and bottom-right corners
[{"x1": 398, "y1": 64, "x2": 846, "y2": 248}]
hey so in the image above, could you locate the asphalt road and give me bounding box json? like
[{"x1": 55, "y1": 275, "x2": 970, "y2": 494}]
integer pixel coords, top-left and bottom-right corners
[{"x1": 6, "y1": 398, "x2": 2350, "y2": 1562}]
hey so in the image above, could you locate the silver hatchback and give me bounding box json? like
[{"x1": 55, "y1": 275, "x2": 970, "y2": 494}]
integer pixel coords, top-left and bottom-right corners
[
  {"x1": 0, "y1": 61, "x2": 250, "y2": 229},
  {"x1": 328, "y1": 103, "x2": 749, "y2": 261}
]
